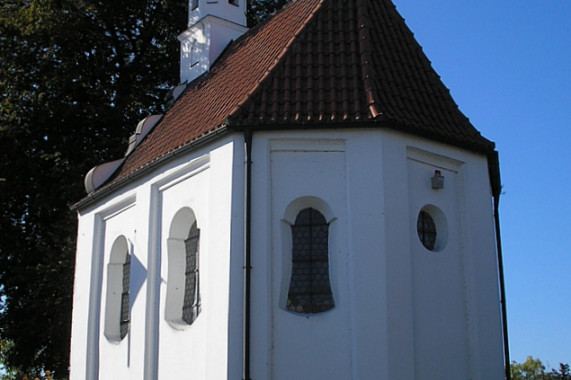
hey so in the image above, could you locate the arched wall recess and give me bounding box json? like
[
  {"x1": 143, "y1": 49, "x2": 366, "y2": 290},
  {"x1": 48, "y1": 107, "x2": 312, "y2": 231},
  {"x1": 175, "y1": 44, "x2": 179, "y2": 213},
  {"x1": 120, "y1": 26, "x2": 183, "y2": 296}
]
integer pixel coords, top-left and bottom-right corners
[
  {"x1": 165, "y1": 207, "x2": 201, "y2": 328},
  {"x1": 104, "y1": 235, "x2": 131, "y2": 342},
  {"x1": 280, "y1": 196, "x2": 336, "y2": 314},
  {"x1": 283, "y1": 196, "x2": 335, "y2": 225}
]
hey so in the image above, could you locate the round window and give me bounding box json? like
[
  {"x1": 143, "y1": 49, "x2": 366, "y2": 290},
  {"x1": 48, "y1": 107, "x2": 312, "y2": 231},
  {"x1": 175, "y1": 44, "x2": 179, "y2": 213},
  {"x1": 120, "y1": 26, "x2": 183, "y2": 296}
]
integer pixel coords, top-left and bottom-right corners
[{"x1": 416, "y1": 205, "x2": 448, "y2": 251}]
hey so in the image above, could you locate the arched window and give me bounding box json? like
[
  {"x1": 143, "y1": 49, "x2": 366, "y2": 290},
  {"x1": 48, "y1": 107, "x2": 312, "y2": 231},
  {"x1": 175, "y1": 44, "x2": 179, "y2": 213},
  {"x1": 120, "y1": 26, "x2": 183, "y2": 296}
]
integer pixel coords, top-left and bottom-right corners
[
  {"x1": 287, "y1": 208, "x2": 334, "y2": 314},
  {"x1": 104, "y1": 236, "x2": 131, "y2": 342},
  {"x1": 166, "y1": 208, "x2": 201, "y2": 327},
  {"x1": 182, "y1": 221, "x2": 200, "y2": 324}
]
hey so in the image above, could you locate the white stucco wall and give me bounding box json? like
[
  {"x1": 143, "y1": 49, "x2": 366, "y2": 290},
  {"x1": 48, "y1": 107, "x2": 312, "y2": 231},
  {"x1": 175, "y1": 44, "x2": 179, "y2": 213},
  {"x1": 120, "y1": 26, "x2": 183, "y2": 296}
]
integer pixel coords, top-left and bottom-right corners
[
  {"x1": 188, "y1": 0, "x2": 247, "y2": 27},
  {"x1": 380, "y1": 131, "x2": 504, "y2": 379},
  {"x1": 70, "y1": 128, "x2": 504, "y2": 380},
  {"x1": 70, "y1": 136, "x2": 242, "y2": 380},
  {"x1": 180, "y1": 2, "x2": 247, "y2": 84},
  {"x1": 247, "y1": 129, "x2": 504, "y2": 380}
]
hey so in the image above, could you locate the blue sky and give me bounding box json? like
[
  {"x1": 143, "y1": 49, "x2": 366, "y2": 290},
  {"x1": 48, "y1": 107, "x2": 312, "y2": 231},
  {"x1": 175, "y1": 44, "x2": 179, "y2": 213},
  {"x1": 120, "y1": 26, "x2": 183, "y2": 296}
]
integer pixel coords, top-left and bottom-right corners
[{"x1": 392, "y1": 0, "x2": 571, "y2": 369}]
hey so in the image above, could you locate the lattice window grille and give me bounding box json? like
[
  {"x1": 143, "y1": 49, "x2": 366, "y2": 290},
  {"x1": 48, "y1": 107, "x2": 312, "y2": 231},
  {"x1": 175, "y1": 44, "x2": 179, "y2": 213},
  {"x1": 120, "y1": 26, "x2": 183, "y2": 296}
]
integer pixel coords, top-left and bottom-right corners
[
  {"x1": 417, "y1": 210, "x2": 437, "y2": 251},
  {"x1": 120, "y1": 252, "x2": 131, "y2": 339},
  {"x1": 182, "y1": 221, "x2": 201, "y2": 324},
  {"x1": 287, "y1": 208, "x2": 335, "y2": 314}
]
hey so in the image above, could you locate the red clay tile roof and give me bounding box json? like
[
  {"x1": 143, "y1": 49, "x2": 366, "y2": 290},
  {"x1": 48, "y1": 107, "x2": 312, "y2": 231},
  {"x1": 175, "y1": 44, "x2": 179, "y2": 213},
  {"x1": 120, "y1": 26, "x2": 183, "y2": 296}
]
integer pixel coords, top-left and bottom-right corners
[{"x1": 95, "y1": 0, "x2": 496, "y2": 194}]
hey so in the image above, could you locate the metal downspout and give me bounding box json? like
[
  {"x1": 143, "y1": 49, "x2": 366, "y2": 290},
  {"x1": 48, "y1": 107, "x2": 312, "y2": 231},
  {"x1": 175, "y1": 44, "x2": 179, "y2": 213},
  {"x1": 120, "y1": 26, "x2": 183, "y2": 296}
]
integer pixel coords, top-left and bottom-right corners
[
  {"x1": 489, "y1": 150, "x2": 510, "y2": 380},
  {"x1": 243, "y1": 128, "x2": 253, "y2": 380},
  {"x1": 495, "y1": 194, "x2": 511, "y2": 380}
]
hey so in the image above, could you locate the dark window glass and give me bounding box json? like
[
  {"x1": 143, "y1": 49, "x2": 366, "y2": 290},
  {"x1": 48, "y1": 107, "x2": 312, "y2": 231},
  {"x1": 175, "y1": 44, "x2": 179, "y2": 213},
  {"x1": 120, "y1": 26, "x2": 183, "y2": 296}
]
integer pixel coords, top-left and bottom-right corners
[
  {"x1": 287, "y1": 208, "x2": 334, "y2": 314},
  {"x1": 120, "y1": 252, "x2": 131, "y2": 339},
  {"x1": 192, "y1": 0, "x2": 198, "y2": 10},
  {"x1": 182, "y1": 221, "x2": 201, "y2": 324},
  {"x1": 417, "y1": 210, "x2": 437, "y2": 250},
  {"x1": 229, "y1": 0, "x2": 238, "y2": 5}
]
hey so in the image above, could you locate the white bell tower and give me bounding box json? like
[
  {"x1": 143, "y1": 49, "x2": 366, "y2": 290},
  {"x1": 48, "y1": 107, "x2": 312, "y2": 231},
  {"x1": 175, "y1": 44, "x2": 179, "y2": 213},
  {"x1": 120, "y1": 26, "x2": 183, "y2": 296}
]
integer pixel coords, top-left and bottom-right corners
[{"x1": 178, "y1": 0, "x2": 248, "y2": 83}]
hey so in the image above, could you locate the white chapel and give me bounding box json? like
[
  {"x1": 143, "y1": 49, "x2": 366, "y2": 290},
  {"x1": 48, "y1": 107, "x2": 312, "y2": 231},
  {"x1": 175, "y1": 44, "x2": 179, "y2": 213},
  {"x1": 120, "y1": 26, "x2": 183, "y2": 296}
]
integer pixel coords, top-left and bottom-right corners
[{"x1": 69, "y1": 0, "x2": 508, "y2": 379}]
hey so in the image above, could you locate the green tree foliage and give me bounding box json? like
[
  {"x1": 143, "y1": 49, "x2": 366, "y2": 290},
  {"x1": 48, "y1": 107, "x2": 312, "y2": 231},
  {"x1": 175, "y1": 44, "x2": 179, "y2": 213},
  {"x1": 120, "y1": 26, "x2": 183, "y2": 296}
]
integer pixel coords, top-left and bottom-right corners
[
  {"x1": 0, "y1": 0, "x2": 186, "y2": 376},
  {"x1": 511, "y1": 357, "x2": 571, "y2": 380},
  {"x1": 0, "y1": 0, "x2": 289, "y2": 377},
  {"x1": 511, "y1": 357, "x2": 549, "y2": 380}
]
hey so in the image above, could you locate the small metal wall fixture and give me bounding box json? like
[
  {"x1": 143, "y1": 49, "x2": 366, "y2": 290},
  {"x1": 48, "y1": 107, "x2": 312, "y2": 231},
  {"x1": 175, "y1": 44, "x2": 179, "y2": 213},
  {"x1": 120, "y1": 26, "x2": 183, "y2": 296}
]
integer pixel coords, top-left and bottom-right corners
[{"x1": 431, "y1": 170, "x2": 445, "y2": 189}]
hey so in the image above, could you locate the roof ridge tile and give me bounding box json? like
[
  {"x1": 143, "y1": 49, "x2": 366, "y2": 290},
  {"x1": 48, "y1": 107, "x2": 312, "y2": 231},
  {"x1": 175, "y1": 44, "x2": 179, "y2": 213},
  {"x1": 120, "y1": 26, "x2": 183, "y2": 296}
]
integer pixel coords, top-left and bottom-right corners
[{"x1": 356, "y1": 0, "x2": 382, "y2": 118}]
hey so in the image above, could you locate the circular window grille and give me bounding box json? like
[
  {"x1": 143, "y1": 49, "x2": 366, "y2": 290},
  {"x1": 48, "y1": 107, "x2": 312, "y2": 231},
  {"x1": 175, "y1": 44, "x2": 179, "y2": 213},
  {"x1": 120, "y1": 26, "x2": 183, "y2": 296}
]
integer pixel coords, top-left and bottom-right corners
[
  {"x1": 417, "y1": 210, "x2": 437, "y2": 250},
  {"x1": 416, "y1": 205, "x2": 448, "y2": 252}
]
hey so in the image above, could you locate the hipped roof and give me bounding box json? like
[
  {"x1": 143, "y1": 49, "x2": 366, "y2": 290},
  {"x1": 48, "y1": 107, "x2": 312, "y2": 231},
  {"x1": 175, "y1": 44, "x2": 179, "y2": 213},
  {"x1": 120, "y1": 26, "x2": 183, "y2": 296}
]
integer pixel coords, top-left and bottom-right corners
[{"x1": 79, "y1": 0, "x2": 498, "y2": 205}]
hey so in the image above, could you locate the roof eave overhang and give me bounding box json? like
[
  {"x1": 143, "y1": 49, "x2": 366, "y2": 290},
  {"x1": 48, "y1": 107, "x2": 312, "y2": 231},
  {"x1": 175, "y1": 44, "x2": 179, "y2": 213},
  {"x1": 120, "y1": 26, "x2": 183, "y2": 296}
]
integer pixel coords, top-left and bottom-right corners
[
  {"x1": 228, "y1": 118, "x2": 495, "y2": 154},
  {"x1": 71, "y1": 126, "x2": 231, "y2": 212},
  {"x1": 72, "y1": 119, "x2": 500, "y2": 211},
  {"x1": 229, "y1": 119, "x2": 501, "y2": 200}
]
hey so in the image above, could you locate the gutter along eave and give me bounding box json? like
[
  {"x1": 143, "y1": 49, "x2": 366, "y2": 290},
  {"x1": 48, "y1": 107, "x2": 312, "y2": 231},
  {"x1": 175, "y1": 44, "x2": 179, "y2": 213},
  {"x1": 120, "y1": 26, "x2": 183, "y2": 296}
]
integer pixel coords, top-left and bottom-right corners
[
  {"x1": 71, "y1": 126, "x2": 231, "y2": 212},
  {"x1": 72, "y1": 116, "x2": 499, "y2": 212}
]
